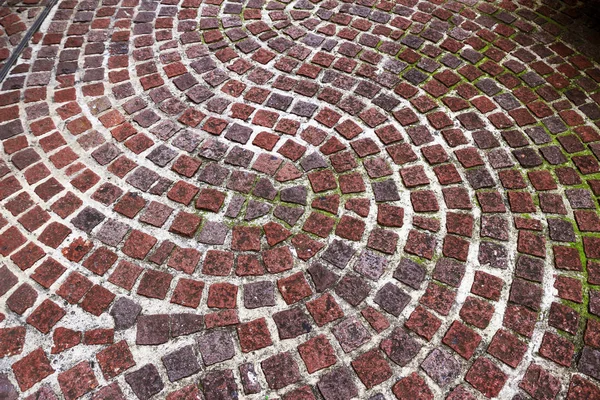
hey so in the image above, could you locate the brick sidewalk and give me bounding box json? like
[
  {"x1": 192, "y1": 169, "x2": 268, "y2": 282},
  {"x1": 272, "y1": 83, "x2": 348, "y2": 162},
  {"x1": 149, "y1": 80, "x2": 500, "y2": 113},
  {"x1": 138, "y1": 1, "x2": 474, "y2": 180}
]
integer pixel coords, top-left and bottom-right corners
[{"x1": 1, "y1": 0, "x2": 600, "y2": 398}]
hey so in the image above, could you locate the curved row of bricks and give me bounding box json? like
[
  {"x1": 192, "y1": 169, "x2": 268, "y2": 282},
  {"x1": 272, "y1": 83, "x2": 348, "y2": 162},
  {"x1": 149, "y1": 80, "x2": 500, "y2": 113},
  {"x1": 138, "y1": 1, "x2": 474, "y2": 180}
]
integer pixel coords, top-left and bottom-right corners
[{"x1": 1, "y1": 0, "x2": 600, "y2": 398}]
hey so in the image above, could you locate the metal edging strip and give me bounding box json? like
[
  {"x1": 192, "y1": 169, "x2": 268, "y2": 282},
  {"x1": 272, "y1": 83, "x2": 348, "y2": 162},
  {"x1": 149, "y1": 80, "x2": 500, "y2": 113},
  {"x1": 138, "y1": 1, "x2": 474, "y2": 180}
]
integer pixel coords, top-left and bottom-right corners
[{"x1": 0, "y1": 0, "x2": 59, "y2": 83}]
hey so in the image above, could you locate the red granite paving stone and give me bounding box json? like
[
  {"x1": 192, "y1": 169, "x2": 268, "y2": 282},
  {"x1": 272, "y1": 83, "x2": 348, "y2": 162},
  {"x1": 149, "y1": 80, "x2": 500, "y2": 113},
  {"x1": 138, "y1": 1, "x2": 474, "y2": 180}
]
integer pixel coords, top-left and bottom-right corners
[
  {"x1": 172, "y1": 154, "x2": 202, "y2": 177},
  {"x1": 367, "y1": 228, "x2": 399, "y2": 254},
  {"x1": 11, "y1": 348, "x2": 55, "y2": 391},
  {"x1": 0, "y1": 176, "x2": 22, "y2": 201},
  {"x1": 167, "y1": 180, "x2": 199, "y2": 205},
  {"x1": 421, "y1": 145, "x2": 449, "y2": 165},
  {"x1": 555, "y1": 276, "x2": 583, "y2": 303},
  {"x1": 276, "y1": 162, "x2": 302, "y2": 182},
  {"x1": 405, "y1": 229, "x2": 436, "y2": 259},
  {"x1": 308, "y1": 169, "x2": 337, "y2": 193},
  {"x1": 113, "y1": 192, "x2": 146, "y2": 218},
  {"x1": 231, "y1": 226, "x2": 261, "y2": 251},
  {"x1": 392, "y1": 372, "x2": 433, "y2": 400},
  {"x1": 80, "y1": 285, "x2": 115, "y2": 316},
  {"x1": 487, "y1": 329, "x2": 528, "y2": 368},
  {"x1": 204, "y1": 310, "x2": 239, "y2": 329},
  {"x1": 443, "y1": 235, "x2": 470, "y2": 261},
  {"x1": 539, "y1": 331, "x2": 575, "y2": 367},
  {"x1": 413, "y1": 216, "x2": 441, "y2": 232},
  {"x1": 84, "y1": 329, "x2": 114, "y2": 345},
  {"x1": 262, "y1": 246, "x2": 294, "y2": 273},
  {"x1": 0, "y1": 226, "x2": 26, "y2": 256},
  {"x1": 168, "y1": 247, "x2": 202, "y2": 275},
  {"x1": 446, "y1": 385, "x2": 477, "y2": 400},
  {"x1": 303, "y1": 212, "x2": 335, "y2": 238},
  {"x1": 465, "y1": 357, "x2": 507, "y2": 398},
  {"x1": 528, "y1": 170, "x2": 558, "y2": 191},
  {"x1": 281, "y1": 386, "x2": 315, "y2": 400},
  {"x1": 50, "y1": 192, "x2": 83, "y2": 218},
  {"x1": 11, "y1": 242, "x2": 45, "y2": 271},
  {"x1": 443, "y1": 320, "x2": 482, "y2": 360},
  {"x1": 589, "y1": 261, "x2": 600, "y2": 285},
  {"x1": 335, "y1": 215, "x2": 366, "y2": 241},
  {"x1": 508, "y1": 191, "x2": 536, "y2": 213},
  {"x1": 330, "y1": 151, "x2": 358, "y2": 173},
  {"x1": 82, "y1": 247, "x2": 117, "y2": 276},
  {"x1": 361, "y1": 306, "x2": 390, "y2": 333},
  {"x1": 455, "y1": 147, "x2": 484, "y2": 168},
  {"x1": 0, "y1": 326, "x2": 26, "y2": 358},
  {"x1": 433, "y1": 163, "x2": 462, "y2": 185},
  {"x1": 24, "y1": 163, "x2": 52, "y2": 185},
  {"x1": 586, "y1": 319, "x2": 600, "y2": 349},
  {"x1": 122, "y1": 230, "x2": 157, "y2": 259},
  {"x1": 539, "y1": 193, "x2": 568, "y2": 214},
  {"x1": 519, "y1": 363, "x2": 562, "y2": 399},
  {"x1": 311, "y1": 194, "x2": 340, "y2": 219},
  {"x1": 49, "y1": 147, "x2": 79, "y2": 170},
  {"x1": 420, "y1": 282, "x2": 456, "y2": 316},
  {"x1": 4, "y1": 191, "x2": 32, "y2": 217},
  {"x1": 56, "y1": 271, "x2": 93, "y2": 304},
  {"x1": 548, "y1": 301, "x2": 580, "y2": 334},
  {"x1": 263, "y1": 222, "x2": 292, "y2": 246},
  {"x1": 386, "y1": 143, "x2": 417, "y2": 165},
  {"x1": 446, "y1": 212, "x2": 474, "y2": 238},
  {"x1": 253, "y1": 155, "x2": 283, "y2": 177},
  {"x1": 108, "y1": 261, "x2": 144, "y2": 291},
  {"x1": 460, "y1": 296, "x2": 495, "y2": 329},
  {"x1": 278, "y1": 272, "x2": 312, "y2": 304},
  {"x1": 476, "y1": 191, "x2": 506, "y2": 213},
  {"x1": 344, "y1": 198, "x2": 369, "y2": 217},
  {"x1": 517, "y1": 230, "x2": 546, "y2": 258},
  {"x1": 92, "y1": 183, "x2": 123, "y2": 205},
  {"x1": 339, "y1": 173, "x2": 365, "y2": 194},
  {"x1": 278, "y1": 139, "x2": 307, "y2": 161},
  {"x1": 107, "y1": 156, "x2": 136, "y2": 178},
  {"x1": 58, "y1": 361, "x2": 98, "y2": 400},
  {"x1": 411, "y1": 190, "x2": 439, "y2": 212},
  {"x1": 567, "y1": 375, "x2": 600, "y2": 399},
  {"x1": 166, "y1": 384, "x2": 202, "y2": 400},
  {"x1": 405, "y1": 305, "x2": 442, "y2": 341},
  {"x1": 71, "y1": 169, "x2": 101, "y2": 192},
  {"x1": 584, "y1": 237, "x2": 600, "y2": 259},
  {"x1": 262, "y1": 352, "x2": 301, "y2": 390},
  {"x1": 377, "y1": 204, "x2": 404, "y2": 227},
  {"x1": 498, "y1": 170, "x2": 527, "y2": 189},
  {"x1": 306, "y1": 293, "x2": 344, "y2": 326},
  {"x1": 351, "y1": 349, "x2": 392, "y2": 389},
  {"x1": 290, "y1": 234, "x2": 322, "y2": 261},
  {"x1": 400, "y1": 165, "x2": 429, "y2": 187},
  {"x1": 137, "y1": 268, "x2": 172, "y2": 301},
  {"x1": 574, "y1": 210, "x2": 600, "y2": 232},
  {"x1": 96, "y1": 340, "x2": 136, "y2": 380},
  {"x1": 6, "y1": 283, "x2": 37, "y2": 315},
  {"x1": 201, "y1": 249, "x2": 233, "y2": 276},
  {"x1": 51, "y1": 327, "x2": 81, "y2": 355},
  {"x1": 237, "y1": 317, "x2": 273, "y2": 352},
  {"x1": 169, "y1": 211, "x2": 202, "y2": 238},
  {"x1": 61, "y1": 237, "x2": 93, "y2": 263},
  {"x1": 502, "y1": 302, "x2": 537, "y2": 338},
  {"x1": 207, "y1": 282, "x2": 238, "y2": 308}
]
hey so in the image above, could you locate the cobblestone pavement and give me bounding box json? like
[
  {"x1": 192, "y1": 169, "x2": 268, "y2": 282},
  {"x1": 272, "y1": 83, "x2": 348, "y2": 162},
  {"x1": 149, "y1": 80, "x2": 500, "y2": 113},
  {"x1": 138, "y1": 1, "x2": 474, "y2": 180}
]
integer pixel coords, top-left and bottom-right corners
[
  {"x1": 1, "y1": 0, "x2": 600, "y2": 398},
  {"x1": 0, "y1": 0, "x2": 49, "y2": 70}
]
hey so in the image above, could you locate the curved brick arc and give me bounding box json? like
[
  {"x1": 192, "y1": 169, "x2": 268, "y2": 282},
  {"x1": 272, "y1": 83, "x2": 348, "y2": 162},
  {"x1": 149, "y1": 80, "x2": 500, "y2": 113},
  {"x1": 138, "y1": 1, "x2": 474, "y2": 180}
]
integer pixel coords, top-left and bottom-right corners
[{"x1": 1, "y1": 0, "x2": 600, "y2": 398}]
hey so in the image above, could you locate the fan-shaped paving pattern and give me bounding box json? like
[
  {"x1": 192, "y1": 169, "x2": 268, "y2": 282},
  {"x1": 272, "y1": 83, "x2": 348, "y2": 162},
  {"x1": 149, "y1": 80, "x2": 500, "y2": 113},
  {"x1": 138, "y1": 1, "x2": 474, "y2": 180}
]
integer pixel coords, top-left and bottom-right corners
[{"x1": 1, "y1": 0, "x2": 600, "y2": 398}]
